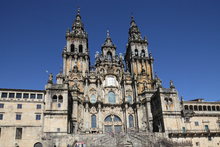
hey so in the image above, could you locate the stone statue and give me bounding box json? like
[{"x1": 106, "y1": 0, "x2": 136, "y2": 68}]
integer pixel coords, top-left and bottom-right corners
[
  {"x1": 170, "y1": 80, "x2": 175, "y2": 89},
  {"x1": 78, "y1": 119, "x2": 84, "y2": 132},
  {"x1": 48, "y1": 73, "x2": 53, "y2": 84}
]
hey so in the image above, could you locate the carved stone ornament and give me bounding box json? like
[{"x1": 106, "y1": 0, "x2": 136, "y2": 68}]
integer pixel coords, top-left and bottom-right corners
[{"x1": 90, "y1": 106, "x2": 97, "y2": 114}]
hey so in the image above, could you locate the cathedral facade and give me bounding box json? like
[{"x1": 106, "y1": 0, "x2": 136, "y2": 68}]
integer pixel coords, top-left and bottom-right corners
[{"x1": 0, "y1": 9, "x2": 220, "y2": 147}]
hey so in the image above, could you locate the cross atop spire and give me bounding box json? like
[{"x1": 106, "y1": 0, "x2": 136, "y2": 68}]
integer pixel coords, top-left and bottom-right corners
[
  {"x1": 77, "y1": 7, "x2": 80, "y2": 15},
  {"x1": 106, "y1": 30, "x2": 110, "y2": 38}
]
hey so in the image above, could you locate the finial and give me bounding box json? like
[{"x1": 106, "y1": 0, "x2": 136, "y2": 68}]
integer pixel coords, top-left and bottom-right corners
[
  {"x1": 48, "y1": 73, "x2": 53, "y2": 84},
  {"x1": 77, "y1": 7, "x2": 80, "y2": 15},
  {"x1": 170, "y1": 80, "x2": 175, "y2": 89},
  {"x1": 107, "y1": 30, "x2": 110, "y2": 38},
  {"x1": 131, "y1": 15, "x2": 134, "y2": 21}
]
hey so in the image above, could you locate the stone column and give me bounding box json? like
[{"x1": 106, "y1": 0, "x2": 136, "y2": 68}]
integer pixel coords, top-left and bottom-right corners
[
  {"x1": 123, "y1": 104, "x2": 128, "y2": 132},
  {"x1": 72, "y1": 100, "x2": 78, "y2": 134},
  {"x1": 63, "y1": 54, "x2": 67, "y2": 75},
  {"x1": 146, "y1": 101, "x2": 153, "y2": 132},
  {"x1": 136, "y1": 104, "x2": 143, "y2": 130},
  {"x1": 98, "y1": 103, "x2": 102, "y2": 133}
]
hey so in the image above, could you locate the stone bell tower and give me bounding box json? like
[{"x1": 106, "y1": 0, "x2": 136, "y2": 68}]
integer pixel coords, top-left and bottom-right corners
[
  {"x1": 125, "y1": 16, "x2": 154, "y2": 92},
  {"x1": 63, "y1": 8, "x2": 90, "y2": 77}
]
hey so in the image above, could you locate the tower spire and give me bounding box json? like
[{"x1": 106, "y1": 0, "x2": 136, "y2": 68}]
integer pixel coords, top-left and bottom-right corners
[
  {"x1": 68, "y1": 8, "x2": 87, "y2": 39},
  {"x1": 102, "y1": 30, "x2": 115, "y2": 48}
]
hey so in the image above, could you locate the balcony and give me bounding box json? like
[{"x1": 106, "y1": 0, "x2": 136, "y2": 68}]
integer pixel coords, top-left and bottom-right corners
[{"x1": 168, "y1": 129, "x2": 220, "y2": 138}]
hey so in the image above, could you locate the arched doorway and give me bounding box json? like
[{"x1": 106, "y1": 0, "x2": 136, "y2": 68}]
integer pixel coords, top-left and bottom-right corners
[{"x1": 34, "y1": 142, "x2": 43, "y2": 147}]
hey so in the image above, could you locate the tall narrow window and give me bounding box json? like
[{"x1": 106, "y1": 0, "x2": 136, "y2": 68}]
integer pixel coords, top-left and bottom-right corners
[
  {"x1": 107, "y1": 51, "x2": 112, "y2": 61},
  {"x1": 0, "y1": 114, "x2": 3, "y2": 120},
  {"x1": 71, "y1": 44, "x2": 75, "y2": 52},
  {"x1": 127, "y1": 96, "x2": 132, "y2": 103},
  {"x1": 15, "y1": 128, "x2": 22, "y2": 139},
  {"x1": 9, "y1": 93, "x2": 15, "y2": 98},
  {"x1": 108, "y1": 92, "x2": 116, "y2": 104},
  {"x1": 141, "y1": 50, "x2": 145, "y2": 57},
  {"x1": 129, "y1": 115, "x2": 134, "y2": 128},
  {"x1": 182, "y1": 127, "x2": 186, "y2": 133},
  {"x1": 36, "y1": 114, "x2": 41, "y2": 120},
  {"x1": 90, "y1": 95, "x2": 97, "y2": 103},
  {"x1": 205, "y1": 125, "x2": 209, "y2": 132},
  {"x1": 135, "y1": 49, "x2": 138, "y2": 56},
  {"x1": 79, "y1": 45, "x2": 83, "y2": 53},
  {"x1": 52, "y1": 95, "x2": 57, "y2": 102},
  {"x1": 91, "y1": 115, "x2": 96, "y2": 128},
  {"x1": 58, "y1": 95, "x2": 63, "y2": 103},
  {"x1": 0, "y1": 103, "x2": 4, "y2": 108}
]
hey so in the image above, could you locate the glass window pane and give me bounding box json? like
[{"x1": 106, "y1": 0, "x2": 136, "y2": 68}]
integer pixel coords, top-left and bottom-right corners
[
  {"x1": 104, "y1": 116, "x2": 112, "y2": 122},
  {"x1": 9, "y1": 93, "x2": 15, "y2": 98},
  {"x1": 23, "y1": 93, "x2": 29, "y2": 98},
  {"x1": 129, "y1": 115, "x2": 134, "y2": 128},
  {"x1": 37, "y1": 94, "x2": 43, "y2": 99},
  {"x1": 108, "y1": 92, "x2": 116, "y2": 104},
  {"x1": 0, "y1": 114, "x2": 3, "y2": 120},
  {"x1": 114, "y1": 125, "x2": 122, "y2": 133},
  {"x1": 0, "y1": 103, "x2": 4, "y2": 108},
  {"x1": 105, "y1": 125, "x2": 112, "y2": 133},
  {"x1": 114, "y1": 115, "x2": 121, "y2": 122},
  {"x1": 30, "y1": 94, "x2": 36, "y2": 99},
  {"x1": 91, "y1": 115, "x2": 96, "y2": 128},
  {"x1": 1, "y1": 93, "x2": 7, "y2": 98},
  {"x1": 127, "y1": 96, "x2": 132, "y2": 103},
  {"x1": 90, "y1": 95, "x2": 97, "y2": 103},
  {"x1": 16, "y1": 93, "x2": 22, "y2": 98},
  {"x1": 36, "y1": 104, "x2": 41, "y2": 109}
]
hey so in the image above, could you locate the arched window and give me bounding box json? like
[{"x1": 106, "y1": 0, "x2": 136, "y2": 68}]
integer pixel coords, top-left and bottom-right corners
[
  {"x1": 104, "y1": 115, "x2": 112, "y2": 122},
  {"x1": 104, "y1": 115, "x2": 122, "y2": 133},
  {"x1": 203, "y1": 106, "x2": 207, "y2": 111},
  {"x1": 90, "y1": 95, "x2": 97, "y2": 103},
  {"x1": 107, "y1": 51, "x2": 112, "y2": 61},
  {"x1": 91, "y1": 115, "x2": 96, "y2": 128},
  {"x1": 34, "y1": 142, "x2": 43, "y2": 147},
  {"x1": 141, "y1": 50, "x2": 145, "y2": 57},
  {"x1": 212, "y1": 106, "x2": 216, "y2": 111},
  {"x1": 114, "y1": 115, "x2": 121, "y2": 122},
  {"x1": 184, "y1": 105, "x2": 188, "y2": 110},
  {"x1": 199, "y1": 105, "x2": 202, "y2": 111},
  {"x1": 217, "y1": 106, "x2": 220, "y2": 111},
  {"x1": 189, "y1": 105, "x2": 193, "y2": 110},
  {"x1": 135, "y1": 49, "x2": 138, "y2": 56},
  {"x1": 79, "y1": 45, "x2": 83, "y2": 53},
  {"x1": 58, "y1": 95, "x2": 63, "y2": 103},
  {"x1": 194, "y1": 105, "x2": 198, "y2": 111},
  {"x1": 127, "y1": 96, "x2": 132, "y2": 103},
  {"x1": 108, "y1": 92, "x2": 116, "y2": 104},
  {"x1": 129, "y1": 115, "x2": 134, "y2": 128},
  {"x1": 52, "y1": 95, "x2": 57, "y2": 102},
  {"x1": 70, "y1": 44, "x2": 75, "y2": 52},
  {"x1": 208, "y1": 106, "x2": 211, "y2": 111}
]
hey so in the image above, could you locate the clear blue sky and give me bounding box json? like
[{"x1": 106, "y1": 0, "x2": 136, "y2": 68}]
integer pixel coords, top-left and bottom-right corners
[{"x1": 0, "y1": 0, "x2": 219, "y2": 101}]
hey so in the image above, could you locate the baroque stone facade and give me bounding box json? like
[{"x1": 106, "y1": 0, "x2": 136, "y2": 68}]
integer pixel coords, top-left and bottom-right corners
[{"x1": 0, "y1": 9, "x2": 220, "y2": 147}]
